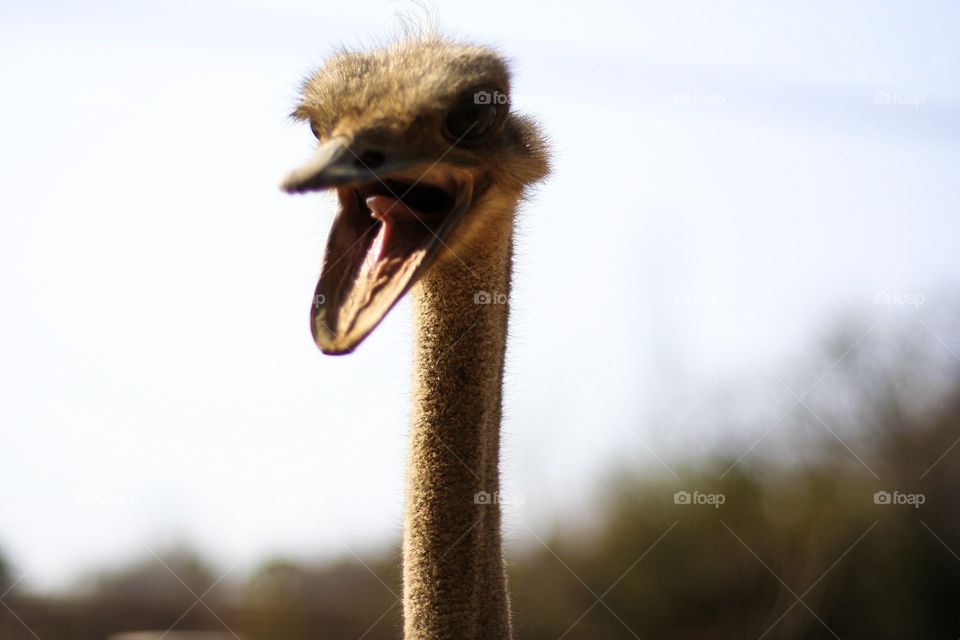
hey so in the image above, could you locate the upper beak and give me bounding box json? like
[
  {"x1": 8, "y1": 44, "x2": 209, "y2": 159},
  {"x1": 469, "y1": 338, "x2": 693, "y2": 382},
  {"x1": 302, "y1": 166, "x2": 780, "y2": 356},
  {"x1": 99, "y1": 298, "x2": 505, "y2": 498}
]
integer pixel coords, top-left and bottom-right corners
[
  {"x1": 281, "y1": 135, "x2": 422, "y2": 194},
  {"x1": 280, "y1": 136, "x2": 357, "y2": 193},
  {"x1": 281, "y1": 136, "x2": 369, "y2": 193}
]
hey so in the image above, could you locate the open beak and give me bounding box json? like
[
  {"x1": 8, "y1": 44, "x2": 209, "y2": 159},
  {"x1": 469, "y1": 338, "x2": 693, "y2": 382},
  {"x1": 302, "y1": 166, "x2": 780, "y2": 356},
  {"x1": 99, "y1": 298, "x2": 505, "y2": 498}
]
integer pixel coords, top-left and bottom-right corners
[{"x1": 281, "y1": 136, "x2": 473, "y2": 354}]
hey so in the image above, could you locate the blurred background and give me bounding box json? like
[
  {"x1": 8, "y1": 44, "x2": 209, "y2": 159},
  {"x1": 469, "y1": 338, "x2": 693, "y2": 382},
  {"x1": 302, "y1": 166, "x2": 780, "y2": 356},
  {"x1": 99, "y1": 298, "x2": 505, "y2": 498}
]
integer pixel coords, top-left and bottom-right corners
[{"x1": 1, "y1": 0, "x2": 959, "y2": 638}]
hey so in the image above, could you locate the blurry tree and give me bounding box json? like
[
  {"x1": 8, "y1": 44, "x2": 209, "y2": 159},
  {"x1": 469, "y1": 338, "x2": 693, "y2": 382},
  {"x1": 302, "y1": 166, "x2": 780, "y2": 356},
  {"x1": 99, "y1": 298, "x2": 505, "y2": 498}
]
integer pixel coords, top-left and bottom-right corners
[
  {"x1": 240, "y1": 553, "x2": 402, "y2": 640},
  {"x1": 82, "y1": 546, "x2": 231, "y2": 634},
  {"x1": 0, "y1": 547, "x2": 11, "y2": 593},
  {"x1": 509, "y1": 313, "x2": 960, "y2": 639},
  {"x1": 90, "y1": 547, "x2": 220, "y2": 605}
]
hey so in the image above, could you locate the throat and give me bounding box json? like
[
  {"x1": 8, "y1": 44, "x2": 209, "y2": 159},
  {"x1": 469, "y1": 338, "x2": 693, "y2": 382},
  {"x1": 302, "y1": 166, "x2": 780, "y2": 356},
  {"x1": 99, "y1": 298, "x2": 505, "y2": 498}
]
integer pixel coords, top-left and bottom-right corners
[{"x1": 402, "y1": 219, "x2": 515, "y2": 640}]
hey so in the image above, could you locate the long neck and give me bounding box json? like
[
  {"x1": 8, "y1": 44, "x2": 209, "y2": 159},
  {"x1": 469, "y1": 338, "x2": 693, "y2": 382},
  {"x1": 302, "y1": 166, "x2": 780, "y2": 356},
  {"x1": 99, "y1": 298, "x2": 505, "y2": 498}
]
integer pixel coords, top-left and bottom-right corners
[{"x1": 403, "y1": 215, "x2": 514, "y2": 640}]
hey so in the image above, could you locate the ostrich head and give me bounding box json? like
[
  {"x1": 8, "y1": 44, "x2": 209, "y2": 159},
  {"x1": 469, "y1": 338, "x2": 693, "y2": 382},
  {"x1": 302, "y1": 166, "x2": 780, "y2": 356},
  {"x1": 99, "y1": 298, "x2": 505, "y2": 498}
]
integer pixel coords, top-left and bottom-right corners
[{"x1": 281, "y1": 36, "x2": 549, "y2": 354}]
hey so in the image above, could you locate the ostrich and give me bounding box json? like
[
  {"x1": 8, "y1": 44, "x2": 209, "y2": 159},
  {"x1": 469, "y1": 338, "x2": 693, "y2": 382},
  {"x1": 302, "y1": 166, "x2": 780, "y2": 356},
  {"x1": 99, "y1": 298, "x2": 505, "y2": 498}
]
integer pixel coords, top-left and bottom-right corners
[{"x1": 281, "y1": 34, "x2": 549, "y2": 639}]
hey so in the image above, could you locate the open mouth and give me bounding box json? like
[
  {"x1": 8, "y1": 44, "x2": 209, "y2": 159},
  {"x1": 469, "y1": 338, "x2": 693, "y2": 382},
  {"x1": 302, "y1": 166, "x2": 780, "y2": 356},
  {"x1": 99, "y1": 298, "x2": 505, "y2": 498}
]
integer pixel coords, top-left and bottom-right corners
[
  {"x1": 310, "y1": 172, "x2": 471, "y2": 354},
  {"x1": 279, "y1": 134, "x2": 475, "y2": 354},
  {"x1": 357, "y1": 179, "x2": 457, "y2": 220}
]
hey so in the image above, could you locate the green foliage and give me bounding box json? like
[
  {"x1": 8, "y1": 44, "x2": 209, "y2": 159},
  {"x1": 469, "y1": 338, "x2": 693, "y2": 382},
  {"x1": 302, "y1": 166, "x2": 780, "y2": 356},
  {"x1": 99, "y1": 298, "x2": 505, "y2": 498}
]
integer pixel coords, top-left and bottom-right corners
[
  {"x1": 511, "y1": 434, "x2": 960, "y2": 639},
  {"x1": 505, "y1": 324, "x2": 960, "y2": 639}
]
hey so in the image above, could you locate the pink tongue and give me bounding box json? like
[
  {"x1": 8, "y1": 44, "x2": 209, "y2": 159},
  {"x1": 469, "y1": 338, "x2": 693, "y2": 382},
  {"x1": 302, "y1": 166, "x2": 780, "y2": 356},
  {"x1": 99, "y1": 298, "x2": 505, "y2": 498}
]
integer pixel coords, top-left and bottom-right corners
[
  {"x1": 365, "y1": 194, "x2": 417, "y2": 222},
  {"x1": 357, "y1": 195, "x2": 430, "y2": 281}
]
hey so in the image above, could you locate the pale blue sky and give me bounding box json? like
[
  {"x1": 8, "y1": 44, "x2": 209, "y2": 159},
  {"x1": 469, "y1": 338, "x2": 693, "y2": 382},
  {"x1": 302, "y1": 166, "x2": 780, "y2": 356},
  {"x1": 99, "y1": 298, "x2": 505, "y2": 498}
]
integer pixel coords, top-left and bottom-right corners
[{"x1": 1, "y1": 0, "x2": 958, "y2": 590}]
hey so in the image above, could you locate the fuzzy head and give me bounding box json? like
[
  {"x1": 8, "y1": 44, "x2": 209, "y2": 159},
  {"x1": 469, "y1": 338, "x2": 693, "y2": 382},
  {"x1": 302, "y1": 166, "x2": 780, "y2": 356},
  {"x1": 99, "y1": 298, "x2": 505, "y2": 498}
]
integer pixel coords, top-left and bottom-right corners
[{"x1": 282, "y1": 35, "x2": 550, "y2": 354}]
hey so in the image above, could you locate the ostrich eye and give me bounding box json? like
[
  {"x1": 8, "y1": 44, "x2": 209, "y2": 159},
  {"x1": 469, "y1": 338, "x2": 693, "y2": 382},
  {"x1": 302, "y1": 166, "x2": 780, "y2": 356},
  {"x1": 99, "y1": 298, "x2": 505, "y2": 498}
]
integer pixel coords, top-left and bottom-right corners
[{"x1": 443, "y1": 88, "x2": 505, "y2": 144}]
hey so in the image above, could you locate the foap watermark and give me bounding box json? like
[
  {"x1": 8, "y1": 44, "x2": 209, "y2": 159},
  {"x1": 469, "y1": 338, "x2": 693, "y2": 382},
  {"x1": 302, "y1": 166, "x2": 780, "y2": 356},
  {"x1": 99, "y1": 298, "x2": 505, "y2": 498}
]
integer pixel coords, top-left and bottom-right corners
[
  {"x1": 674, "y1": 90, "x2": 726, "y2": 108},
  {"x1": 474, "y1": 490, "x2": 525, "y2": 506},
  {"x1": 474, "y1": 290, "x2": 508, "y2": 305},
  {"x1": 874, "y1": 291, "x2": 925, "y2": 308},
  {"x1": 874, "y1": 490, "x2": 925, "y2": 509},
  {"x1": 874, "y1": 91, "x2": 925, "y2": 108},
  {"x1": 314, "y1": 293, "x2": 326, "y2": 308},
  {"x1": 474, "y1": 89, "x2": 508, "y2": 105},
  {"x1": 674, "y1": 490, "x2": 725, "y2": 509}
]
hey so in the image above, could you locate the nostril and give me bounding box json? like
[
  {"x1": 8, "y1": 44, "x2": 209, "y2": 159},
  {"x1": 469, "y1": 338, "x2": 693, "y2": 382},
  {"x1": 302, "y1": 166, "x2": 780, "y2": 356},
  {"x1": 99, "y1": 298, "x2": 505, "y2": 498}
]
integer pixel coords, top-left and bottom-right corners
[{"x1": 355, "y1": 150, "x2": 385, "y2": 170}]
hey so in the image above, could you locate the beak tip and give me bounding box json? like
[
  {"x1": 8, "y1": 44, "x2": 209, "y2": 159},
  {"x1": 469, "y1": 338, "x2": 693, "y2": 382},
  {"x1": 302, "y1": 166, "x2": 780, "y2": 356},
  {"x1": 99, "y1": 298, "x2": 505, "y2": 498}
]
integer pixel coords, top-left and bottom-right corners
[
  {"x1": 318, "y1": 344, "x2": 356, "y2": 356},
  {"x1": 312, "y1": 315, "x2": 359, "y2": 355},
  {"x1": 281, "y1": 136, "x2": 357, "y2": 196},
  {"x1": 279, "y1": 175, "x2": 302, "y2": 194},
  {"x1": 314, "y1": 333, "x2": 358, "y2": 356}
]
